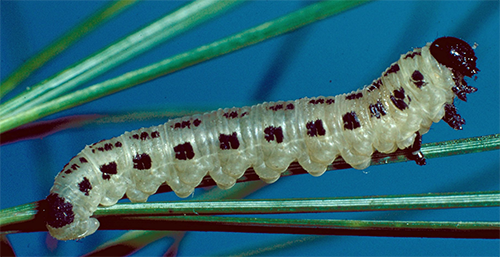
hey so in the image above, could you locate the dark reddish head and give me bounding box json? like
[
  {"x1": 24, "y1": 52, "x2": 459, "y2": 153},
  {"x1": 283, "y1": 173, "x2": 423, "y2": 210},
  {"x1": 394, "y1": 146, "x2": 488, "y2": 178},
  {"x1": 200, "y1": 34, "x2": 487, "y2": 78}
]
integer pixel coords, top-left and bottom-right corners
[{"x1": 430, "y1": 37, "x2": 479, "y2": 77}]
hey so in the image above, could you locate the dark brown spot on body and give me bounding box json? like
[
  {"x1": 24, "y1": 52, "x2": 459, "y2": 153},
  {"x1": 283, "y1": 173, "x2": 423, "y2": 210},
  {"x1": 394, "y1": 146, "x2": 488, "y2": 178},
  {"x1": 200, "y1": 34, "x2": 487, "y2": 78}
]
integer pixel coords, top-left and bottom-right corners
[
  {"x1": 404, "y1": 51, "x2": 421, "y2": 59},
  {"x1": 384, "y1": 64, "x2": 400, "y2": 76},
  {"x1": 92, "y1": 139, "x2": 106, "y2": 146},
  {"x1": 193, "y1": 119, "x2": 202, "y2": 127},
  {"x1": 171, "y1": 120, "x2": 193, "y2": 129},
  {"x1": 343, "y1": 112, "x2": 361, "y2": 130},
  {"x1": 369, "y1": 101, "x2": 387, "y2": 119},
  {"x1": 115, "y1": 141, "x2": 122, "y2": 147},
  {"x1": 219, "y1": 132, "x2": 240, "y2": 150},
  {"x1": 100, "y1": 162, "x2": 117, "y2": 180},
  {"x1": 174, "y1": 142, "x2": 195, "y2": 160},
  {"x1": 78, "y1": 177, "x2": 92, "y2": 196},
  {"x1": 264, "y1": 126, "x2": 284, "y2": 143},
  {"x1": 133, "y1": 153, "x2": 152, "y2": 170},
  {"x1": 309, "y1": 99, "x2": 325, "y2": 105},
  {"x1": 268, "y1": 104, "x2": 284, "y2": 111},
  {"x1": 306, "y1": 120, "x2": 326, "y2": 137},
  {"x1": 286, "y1": 103, "x2": 295, "y2": 110},
  {"x1": 151, "y1": 131, "x2": 160, "y2": 138},
  {"x1": 104, "y1": 143, "x2": 113, "y2": 151},
  {"x1": 140, "y1": 132, "x2": 150, "y2": 140},
  {"x1": 367, "y1": 79, "x2": 383, "y2": 92},
  {"x1": 223, "y1": 111, "x2": 238, "y2": 119},
  {"x1": 346, "y1": 92, "x2": 363, "y2": 100},
  {"x1": 411, "y1": 70, "x2": 426, "y2": 88},
  {"x1": 390, "y1": 87, "x2": 408, "y2": 110},
  {"x1": 79, "y1": 157, "x2": 88, "y2": 163},
  {"x1": 46, "y1": 193, "x2": 74, "y2": 228}
]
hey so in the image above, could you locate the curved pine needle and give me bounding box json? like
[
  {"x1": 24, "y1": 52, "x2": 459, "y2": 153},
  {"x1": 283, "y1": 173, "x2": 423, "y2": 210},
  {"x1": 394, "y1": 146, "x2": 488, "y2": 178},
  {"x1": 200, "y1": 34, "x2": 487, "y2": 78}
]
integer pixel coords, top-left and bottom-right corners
[
  {"x1": 0, "y1": 0, "x2": 139, "y2": 98},
  {"x1": 0, "y1": 0, "x2": 244, "y2": 118},
  {"x1": 0, "y1": 0, "x2": 370, "y2": 134},
  {"x1": 0, "y1": 108, "x2": 213, "y2": 145},
  {"x1": 0, "y1": 114, "x2": 104, "y2": 145}
]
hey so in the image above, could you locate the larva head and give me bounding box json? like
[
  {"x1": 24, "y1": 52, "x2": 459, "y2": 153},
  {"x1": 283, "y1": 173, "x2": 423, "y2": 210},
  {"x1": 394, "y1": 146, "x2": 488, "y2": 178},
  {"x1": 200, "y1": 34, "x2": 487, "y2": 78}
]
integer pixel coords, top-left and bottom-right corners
[{"x1": 430, "y1": 37, "x2": 479, "y2": 77}]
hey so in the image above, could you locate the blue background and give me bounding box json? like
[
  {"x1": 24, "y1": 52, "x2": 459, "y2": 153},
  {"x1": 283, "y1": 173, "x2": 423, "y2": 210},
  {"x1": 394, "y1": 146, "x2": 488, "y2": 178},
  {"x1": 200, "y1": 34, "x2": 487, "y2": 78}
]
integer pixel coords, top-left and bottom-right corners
[{"x1": 1, "y1": 1, "x2": 499, "y2": 256}]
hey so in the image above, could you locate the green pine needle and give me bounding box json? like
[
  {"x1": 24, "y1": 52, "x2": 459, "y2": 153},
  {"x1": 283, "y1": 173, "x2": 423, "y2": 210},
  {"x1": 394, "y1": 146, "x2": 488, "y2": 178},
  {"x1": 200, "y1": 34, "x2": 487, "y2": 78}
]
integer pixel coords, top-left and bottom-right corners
[
  {"x1": 0, "y1": 0, "x2": 244, "y2": 120},
  {"x1": 1, "y1": 182, "x2": 498, "y2": 239},
  {"x1": 0, "y1": 0, "x2": 369, "y2": 134},
  {"x1": 0, "y1": 0, "x2": 139, "y2": 98}
]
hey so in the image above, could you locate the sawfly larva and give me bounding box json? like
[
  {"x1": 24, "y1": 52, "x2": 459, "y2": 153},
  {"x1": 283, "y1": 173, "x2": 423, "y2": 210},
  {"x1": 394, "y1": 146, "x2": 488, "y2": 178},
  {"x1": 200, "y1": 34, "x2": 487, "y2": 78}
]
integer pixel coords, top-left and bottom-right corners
[{"x1": 46, "y1": 36, "x2": 479, "y2": 240}]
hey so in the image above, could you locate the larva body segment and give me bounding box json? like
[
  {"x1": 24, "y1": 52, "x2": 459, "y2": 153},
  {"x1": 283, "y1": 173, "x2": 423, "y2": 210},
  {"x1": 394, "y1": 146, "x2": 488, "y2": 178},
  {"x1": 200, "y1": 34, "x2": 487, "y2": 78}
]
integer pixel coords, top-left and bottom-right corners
[{"x1": 46, "y1": 37, "x2": 478, "y2": 240}]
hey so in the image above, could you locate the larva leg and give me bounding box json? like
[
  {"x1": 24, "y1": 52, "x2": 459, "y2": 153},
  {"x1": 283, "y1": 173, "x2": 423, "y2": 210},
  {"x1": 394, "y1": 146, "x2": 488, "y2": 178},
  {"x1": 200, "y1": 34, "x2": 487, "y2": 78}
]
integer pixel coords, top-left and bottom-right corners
[
  {"x1": 452, "y1": 77, "x2": 478, "y2": 102},
  {"x1": 404, "y1": 132, "x2": 426, "y2": 166},
  {"x1": 443, "y1": 103, "x2": 466, "y2": 130}
]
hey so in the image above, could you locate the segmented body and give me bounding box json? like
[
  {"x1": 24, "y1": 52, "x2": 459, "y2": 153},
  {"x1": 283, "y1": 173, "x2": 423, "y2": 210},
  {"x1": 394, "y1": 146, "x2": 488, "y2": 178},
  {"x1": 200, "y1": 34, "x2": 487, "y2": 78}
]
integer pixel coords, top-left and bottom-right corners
[{"x1": 46, "y1": 37, "x2": 478, "y2": 240}]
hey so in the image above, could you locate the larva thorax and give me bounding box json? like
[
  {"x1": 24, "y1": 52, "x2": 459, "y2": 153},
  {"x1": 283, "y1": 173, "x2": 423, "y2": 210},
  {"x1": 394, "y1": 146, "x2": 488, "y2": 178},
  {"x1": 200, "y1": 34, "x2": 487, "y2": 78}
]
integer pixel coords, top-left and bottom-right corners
[{"x1": 46, "y1": 37, "x2": 478, "y2": 240}]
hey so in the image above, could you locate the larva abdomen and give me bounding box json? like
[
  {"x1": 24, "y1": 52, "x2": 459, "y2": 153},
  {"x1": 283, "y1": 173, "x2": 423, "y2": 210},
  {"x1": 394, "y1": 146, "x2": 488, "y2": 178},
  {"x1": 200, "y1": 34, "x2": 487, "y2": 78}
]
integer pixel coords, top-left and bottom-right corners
[{"x1": 46, "y1": 36, "x2": 479, "y2": 240}]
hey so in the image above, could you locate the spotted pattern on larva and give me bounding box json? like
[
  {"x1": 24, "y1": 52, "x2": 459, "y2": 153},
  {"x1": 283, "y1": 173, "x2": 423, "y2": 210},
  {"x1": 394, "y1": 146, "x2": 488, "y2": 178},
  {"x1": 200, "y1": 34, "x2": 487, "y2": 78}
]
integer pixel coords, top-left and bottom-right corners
[{"x1": 46, "y1": 37, "x2": 479, "y2": 240}]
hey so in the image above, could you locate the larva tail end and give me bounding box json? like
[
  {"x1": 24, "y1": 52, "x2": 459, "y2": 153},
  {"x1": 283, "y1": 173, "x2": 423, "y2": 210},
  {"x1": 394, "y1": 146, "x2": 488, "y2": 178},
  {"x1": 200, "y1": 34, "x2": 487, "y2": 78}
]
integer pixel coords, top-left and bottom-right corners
[
  {"x1": 45, "y1": 193, "x2": 99, "y2": 240},
  {"x1": 404, "y1": 132, "x2": 427, "y2": 166},
  {"x1": 46, "y1": 193, "x2": 74, "y2": 229},
  {"x1": 46, "y1": 217, "x2": 99, "y2": 241}
]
